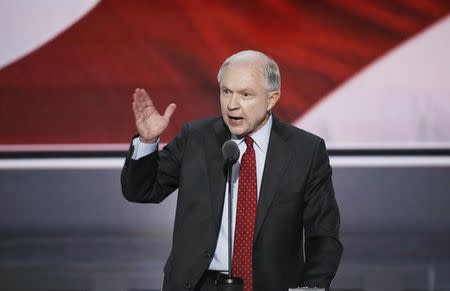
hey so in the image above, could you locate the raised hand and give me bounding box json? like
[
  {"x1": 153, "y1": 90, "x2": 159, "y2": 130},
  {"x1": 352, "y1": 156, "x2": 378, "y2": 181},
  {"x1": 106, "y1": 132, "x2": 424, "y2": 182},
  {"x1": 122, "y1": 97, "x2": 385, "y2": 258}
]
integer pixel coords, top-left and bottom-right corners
[{"x1": 132, "y1": 88, "x2": 176, "y2": 143}]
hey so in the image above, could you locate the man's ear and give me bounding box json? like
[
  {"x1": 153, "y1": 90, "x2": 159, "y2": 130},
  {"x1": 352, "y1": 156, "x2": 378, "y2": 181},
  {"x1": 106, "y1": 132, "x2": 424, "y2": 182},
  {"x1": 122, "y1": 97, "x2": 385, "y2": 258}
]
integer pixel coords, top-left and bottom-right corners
[{"x1": 267, "y1": 91, "x2": 280, "y2": 111}]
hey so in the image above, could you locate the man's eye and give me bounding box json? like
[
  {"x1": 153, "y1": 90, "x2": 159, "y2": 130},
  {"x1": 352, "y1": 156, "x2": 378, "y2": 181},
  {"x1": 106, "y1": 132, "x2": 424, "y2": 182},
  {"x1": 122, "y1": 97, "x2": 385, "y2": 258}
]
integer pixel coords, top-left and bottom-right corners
[
  {"x1": 243, "y1": 92, "x2": 250, "y2": 97},
  {"x1": 223, "y1": 89, "x2": 231, "y2": 94}
]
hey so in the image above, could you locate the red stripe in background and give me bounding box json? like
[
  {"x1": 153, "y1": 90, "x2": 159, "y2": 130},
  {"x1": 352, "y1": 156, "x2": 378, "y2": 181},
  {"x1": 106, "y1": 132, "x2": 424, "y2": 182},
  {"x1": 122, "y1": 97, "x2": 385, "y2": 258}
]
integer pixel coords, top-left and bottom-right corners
[{"x1": 0, "y1": 0, "x2": 448, "y2": 146}]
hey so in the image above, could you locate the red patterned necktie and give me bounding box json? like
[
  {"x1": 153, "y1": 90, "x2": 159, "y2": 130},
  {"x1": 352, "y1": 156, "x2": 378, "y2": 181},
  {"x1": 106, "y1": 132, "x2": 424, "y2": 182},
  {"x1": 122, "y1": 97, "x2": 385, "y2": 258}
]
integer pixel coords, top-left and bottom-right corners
[{"x1": 232, "y1": 136, "x2": 257, "y2": 291}]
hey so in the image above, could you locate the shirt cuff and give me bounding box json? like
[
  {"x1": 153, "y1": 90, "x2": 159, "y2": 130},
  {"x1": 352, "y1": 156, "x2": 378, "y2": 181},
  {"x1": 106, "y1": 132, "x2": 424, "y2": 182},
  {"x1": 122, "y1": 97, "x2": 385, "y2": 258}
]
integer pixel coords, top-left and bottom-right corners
[{"x1": 131, "y1": 137, "x2": 159, "y2": 160}]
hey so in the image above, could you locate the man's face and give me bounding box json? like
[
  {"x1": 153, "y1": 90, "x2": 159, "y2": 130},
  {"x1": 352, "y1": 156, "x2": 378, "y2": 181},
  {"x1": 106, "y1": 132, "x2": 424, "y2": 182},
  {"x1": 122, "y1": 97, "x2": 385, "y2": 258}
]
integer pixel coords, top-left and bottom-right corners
[{"x1": 220, "y1": 62, "x2": 279, "y2": 138}]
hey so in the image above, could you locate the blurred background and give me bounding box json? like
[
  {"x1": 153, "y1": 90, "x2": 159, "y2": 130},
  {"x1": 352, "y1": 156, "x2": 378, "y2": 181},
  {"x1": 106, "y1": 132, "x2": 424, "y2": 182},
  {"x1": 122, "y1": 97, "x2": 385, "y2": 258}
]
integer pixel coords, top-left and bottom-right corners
[{"x1": 1, "y1": 1, "x2": 449, "y2": 290}]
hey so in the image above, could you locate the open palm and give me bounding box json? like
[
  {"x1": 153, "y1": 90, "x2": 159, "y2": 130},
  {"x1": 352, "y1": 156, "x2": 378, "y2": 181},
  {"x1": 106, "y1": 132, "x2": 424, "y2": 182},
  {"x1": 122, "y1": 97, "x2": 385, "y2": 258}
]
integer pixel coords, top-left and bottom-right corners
[{"x1": 132, "y1": 88, "x2": 176, "y2": 143}]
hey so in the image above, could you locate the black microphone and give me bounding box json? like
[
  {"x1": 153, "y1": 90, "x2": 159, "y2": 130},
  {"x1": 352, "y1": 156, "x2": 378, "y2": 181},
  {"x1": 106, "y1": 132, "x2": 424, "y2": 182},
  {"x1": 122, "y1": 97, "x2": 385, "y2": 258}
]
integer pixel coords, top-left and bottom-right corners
[
  {"x1": 222, "y1": 140, "x2": 239, "y2": 165},
  {"x1": 218, "y1": 140, "x2": 243, "y2": 291}
]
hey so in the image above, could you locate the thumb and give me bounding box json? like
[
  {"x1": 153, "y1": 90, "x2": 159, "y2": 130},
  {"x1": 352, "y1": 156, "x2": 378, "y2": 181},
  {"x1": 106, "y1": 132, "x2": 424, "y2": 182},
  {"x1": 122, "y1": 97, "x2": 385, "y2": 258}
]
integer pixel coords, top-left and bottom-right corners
[{"x1": 163, "y1": 103, "x2": 177, "y2": 120}]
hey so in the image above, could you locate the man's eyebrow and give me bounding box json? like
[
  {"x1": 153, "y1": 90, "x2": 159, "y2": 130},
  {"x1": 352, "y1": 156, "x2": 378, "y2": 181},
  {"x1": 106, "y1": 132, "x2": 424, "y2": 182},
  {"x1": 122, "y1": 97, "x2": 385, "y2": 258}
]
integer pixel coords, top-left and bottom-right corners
[{"x1": 237, "y1": 88, "x2": 255, "y2": 93}]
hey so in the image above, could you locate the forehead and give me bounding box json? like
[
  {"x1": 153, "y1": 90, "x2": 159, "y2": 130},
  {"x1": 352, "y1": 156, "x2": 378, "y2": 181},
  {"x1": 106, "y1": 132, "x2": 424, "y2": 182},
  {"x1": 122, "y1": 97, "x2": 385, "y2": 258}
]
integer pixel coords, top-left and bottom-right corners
[{"x1": 220, "y1": 62, "x2": 265, "y2": 90}]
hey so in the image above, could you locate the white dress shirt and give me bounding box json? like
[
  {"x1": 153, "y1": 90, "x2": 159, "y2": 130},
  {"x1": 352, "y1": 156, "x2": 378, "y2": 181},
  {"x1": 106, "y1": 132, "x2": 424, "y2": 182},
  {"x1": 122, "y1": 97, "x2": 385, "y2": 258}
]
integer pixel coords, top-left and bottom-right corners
[
  {"x1": 130, "y1": 115, "x2": 273, "y2": 272},
  {"x1": 209, "y1": 115, "x2": 272, "y2": 272}
]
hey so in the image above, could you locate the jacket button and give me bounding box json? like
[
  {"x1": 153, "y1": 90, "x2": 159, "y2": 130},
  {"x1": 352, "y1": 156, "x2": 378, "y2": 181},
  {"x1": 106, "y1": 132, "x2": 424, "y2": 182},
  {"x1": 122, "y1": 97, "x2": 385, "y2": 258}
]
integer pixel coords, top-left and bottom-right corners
[
  {"x1": 184, "y1": 282, "x2": 192, "y2": 289},
  {"x1": 205, "y1": 250, "x2": 212, "y2": 258}
]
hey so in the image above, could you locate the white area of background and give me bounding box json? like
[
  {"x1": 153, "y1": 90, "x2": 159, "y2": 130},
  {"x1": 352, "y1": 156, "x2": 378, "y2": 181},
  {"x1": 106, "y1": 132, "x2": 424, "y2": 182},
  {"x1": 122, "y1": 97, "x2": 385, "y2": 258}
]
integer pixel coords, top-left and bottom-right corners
[
  {"x1": 296, "y1": 16, "x2": 450, "y2": 149},
  {"x1": 0, "y1": 0, "x2": 100, "y2": 69},
  {"x1": 1, "y1": 156, "x2": 450, "y2": 169}
]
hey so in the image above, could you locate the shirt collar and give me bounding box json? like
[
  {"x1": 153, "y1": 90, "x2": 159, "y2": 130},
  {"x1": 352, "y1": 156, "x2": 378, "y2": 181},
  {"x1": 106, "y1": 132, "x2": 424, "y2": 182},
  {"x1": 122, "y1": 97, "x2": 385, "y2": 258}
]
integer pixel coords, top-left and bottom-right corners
[{"x1": 231, "y1": 113, "x2": 272, "y2": 154}]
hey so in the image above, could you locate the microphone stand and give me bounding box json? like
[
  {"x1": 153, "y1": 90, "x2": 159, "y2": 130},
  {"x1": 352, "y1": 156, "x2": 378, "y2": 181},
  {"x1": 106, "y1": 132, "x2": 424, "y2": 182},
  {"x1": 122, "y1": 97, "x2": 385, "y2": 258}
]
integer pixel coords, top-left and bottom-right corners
[{"x1": 216, "y1": 159, "x2": 243, "y2": 291}]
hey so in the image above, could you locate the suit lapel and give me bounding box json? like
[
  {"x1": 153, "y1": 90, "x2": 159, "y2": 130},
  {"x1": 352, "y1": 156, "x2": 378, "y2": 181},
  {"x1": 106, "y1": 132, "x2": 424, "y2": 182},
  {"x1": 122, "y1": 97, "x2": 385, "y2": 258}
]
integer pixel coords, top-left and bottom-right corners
[
  {"x1": 254, "y1": 117, "x2": 292, "y2": 243},
  {"x1": 205, "y1": 118, "x2": 230, "y2": 231}
]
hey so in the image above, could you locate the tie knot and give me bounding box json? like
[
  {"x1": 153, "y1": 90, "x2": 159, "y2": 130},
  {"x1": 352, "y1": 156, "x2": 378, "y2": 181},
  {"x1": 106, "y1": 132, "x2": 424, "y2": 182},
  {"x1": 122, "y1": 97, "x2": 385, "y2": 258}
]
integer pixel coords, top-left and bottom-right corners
[{"x1": 244, "y1": 136, "x2": 253, "y2": 148}]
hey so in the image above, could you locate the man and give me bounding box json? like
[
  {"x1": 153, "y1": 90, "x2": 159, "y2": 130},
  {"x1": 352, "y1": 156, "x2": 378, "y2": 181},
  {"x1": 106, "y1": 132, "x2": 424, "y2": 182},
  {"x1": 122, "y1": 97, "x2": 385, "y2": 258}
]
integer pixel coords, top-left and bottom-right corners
[{"x1": 121, "y1": 50, "x2": 343, "y2": 291}]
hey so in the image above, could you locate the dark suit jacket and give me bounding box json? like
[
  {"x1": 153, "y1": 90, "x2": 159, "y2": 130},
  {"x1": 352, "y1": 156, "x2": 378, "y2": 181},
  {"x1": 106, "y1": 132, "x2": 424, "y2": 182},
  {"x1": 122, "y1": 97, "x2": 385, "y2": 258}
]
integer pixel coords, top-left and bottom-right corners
[{"x1": 121, "y1": 116, "x2": 343, "y2": 291}]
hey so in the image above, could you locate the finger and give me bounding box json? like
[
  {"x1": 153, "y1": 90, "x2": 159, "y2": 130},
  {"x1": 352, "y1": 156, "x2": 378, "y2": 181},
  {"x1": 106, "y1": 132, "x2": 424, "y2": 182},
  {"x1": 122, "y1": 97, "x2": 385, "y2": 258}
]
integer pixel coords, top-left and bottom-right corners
[
  {"x1": 132, "y1": 101, "x2": 139, "y2": 114},
  {"x1": 133, "y1": 89, "x2": 145, "y2": 106},
  {"x1": 133, "y1": 88, "x2": 142, "y2": 99},
  {"x1": 133, "y1": 90, "x2": 142, "y2": 111},
  {"x1": 133, "y1": 88, "x2": 146, "y2": 104},
  {"x1": 138, "y1": 88, "x2": 153, "y2": 107},
  {"x1": 132, "y1": 102, "x2": 144, "y2": 120},
  {"x1": 163, "y1": 103, "x2": 177, "y2": 120},
  {"x1": 133, "y1": 88, "x2": 138, "y2": 101},
  {"x1": 132, "y1": 96, "x2": 145, "y2": 114},
  {"x1": 134, "y1": 90, "x2": 151, "y2": 112}
]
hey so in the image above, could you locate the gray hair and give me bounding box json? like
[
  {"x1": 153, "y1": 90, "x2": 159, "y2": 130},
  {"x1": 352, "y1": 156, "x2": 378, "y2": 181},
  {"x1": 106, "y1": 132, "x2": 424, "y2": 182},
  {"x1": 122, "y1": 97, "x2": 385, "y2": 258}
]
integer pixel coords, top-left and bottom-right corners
[{"x1": 217, "y1": 50, "x2": 281, "y2": 92}]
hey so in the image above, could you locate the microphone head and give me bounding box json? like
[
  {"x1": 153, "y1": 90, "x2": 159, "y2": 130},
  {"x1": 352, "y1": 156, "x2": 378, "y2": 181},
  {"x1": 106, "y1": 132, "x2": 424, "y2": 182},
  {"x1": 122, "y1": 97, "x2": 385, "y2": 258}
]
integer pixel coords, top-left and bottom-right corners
[{"x1": 222, "y1": 140, "x2": 240, "y2": 165}]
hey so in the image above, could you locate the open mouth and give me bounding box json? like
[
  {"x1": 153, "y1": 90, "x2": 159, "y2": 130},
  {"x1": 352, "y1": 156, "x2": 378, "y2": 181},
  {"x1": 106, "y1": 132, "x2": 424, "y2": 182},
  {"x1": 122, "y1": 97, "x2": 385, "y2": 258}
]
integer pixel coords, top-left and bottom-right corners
[{"x1": 229, "y1": 116, "x2": 243, "y2": 120}]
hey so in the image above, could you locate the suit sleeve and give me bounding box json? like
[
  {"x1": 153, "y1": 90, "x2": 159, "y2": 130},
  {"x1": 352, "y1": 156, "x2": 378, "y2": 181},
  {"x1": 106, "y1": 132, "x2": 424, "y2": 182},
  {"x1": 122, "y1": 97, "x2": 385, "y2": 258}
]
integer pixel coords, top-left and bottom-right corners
[
  {"x1": 120, "y1": 123, "x2": 189, "y2": 203},
  {"x1": 300, "y1": 138, "x2": 343, "y2": 289}
]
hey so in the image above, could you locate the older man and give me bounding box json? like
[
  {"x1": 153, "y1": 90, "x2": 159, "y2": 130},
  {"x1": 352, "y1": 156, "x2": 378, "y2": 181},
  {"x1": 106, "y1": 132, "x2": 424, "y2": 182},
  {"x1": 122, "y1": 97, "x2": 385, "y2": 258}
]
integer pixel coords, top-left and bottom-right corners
[{"x1": 121, "y1": 50, "x2": 342, "y2": 291}]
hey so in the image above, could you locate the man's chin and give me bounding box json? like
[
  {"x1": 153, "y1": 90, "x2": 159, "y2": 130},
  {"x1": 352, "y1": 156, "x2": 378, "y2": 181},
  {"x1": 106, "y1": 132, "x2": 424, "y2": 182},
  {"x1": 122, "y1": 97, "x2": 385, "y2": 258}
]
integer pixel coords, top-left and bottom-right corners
[{"x1": 226, "y1": 125, "x2": 247, "y2": 138}]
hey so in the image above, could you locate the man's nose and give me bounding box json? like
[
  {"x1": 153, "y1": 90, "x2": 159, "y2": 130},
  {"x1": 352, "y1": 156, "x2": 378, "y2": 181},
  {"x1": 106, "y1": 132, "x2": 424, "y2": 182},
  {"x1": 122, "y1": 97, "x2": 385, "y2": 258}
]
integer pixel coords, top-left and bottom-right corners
[{"x1": 227, "y1": 94, "x2": 240, "y2": 110}]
